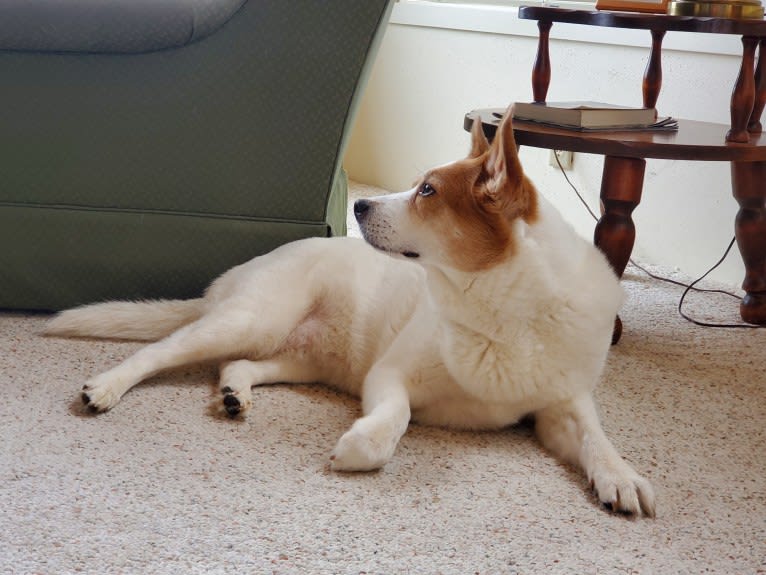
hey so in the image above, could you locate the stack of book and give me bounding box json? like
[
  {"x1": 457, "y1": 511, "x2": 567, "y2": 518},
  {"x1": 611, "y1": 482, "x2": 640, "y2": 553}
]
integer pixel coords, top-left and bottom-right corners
[{"x1": 510, "y1": 101, "x2": 678, "y2": 132}]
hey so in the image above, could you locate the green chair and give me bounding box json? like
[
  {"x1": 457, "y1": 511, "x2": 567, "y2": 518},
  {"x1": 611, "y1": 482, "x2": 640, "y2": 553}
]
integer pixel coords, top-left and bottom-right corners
[{"x1": 0, "y1": 0, "x2": 392, "y2": 310}]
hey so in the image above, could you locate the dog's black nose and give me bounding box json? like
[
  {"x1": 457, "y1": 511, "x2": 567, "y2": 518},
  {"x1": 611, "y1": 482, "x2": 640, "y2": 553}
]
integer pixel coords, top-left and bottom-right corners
[{"x1": 354, "y1": 199, "x2": 371, "y2": 222}]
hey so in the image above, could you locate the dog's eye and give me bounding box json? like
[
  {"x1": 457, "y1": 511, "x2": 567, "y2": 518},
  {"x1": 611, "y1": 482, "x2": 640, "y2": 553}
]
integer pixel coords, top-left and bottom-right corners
[{"x1": 419, "y1": 183, "x2": 436, "y2": 197}]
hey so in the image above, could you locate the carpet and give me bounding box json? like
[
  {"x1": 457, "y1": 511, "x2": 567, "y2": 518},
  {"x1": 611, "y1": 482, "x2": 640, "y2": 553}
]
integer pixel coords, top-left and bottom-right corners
[{"x1": 1, "y1": 182, "x2": 764, "y2": 574}]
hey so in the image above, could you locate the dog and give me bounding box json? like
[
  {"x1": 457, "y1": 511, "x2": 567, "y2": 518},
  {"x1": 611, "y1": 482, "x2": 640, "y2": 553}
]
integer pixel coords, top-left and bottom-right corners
[{"x1": 45, "y1": 106, "x2": 655, "y2": 517}]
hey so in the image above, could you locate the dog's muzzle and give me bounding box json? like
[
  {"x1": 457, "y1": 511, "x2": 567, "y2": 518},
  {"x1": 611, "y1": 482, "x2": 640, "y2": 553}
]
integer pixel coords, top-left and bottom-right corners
[{"x1": 354, "y1": 198, "x2": 420, "y2": 259}]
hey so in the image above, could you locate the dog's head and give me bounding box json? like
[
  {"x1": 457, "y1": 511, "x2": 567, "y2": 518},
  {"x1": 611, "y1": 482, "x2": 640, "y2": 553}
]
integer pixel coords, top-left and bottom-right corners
[{"x1": 354, "y1": 106, "x2": 538, "y2": 273}]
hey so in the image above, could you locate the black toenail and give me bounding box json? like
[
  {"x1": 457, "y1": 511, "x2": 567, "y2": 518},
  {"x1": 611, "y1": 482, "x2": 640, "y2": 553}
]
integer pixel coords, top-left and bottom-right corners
[
  {"x1": 223, "y1": 394, "x2": 240, "y2": 407},
  {"x1": 225, "y1": 404, "x2": 241, "y2": 417},
  {"x1": 81, "y1": 393, "x2": 91, "y2": 406},
  {"x1": 221, "y1": 386, "x2": 233, "y2": 394}
]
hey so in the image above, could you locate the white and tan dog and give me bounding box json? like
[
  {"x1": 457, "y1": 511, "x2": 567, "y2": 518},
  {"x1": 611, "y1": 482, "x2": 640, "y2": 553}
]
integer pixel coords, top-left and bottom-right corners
[{"x1": 46, "y1": 108, "x2": 655, "y2": 517}]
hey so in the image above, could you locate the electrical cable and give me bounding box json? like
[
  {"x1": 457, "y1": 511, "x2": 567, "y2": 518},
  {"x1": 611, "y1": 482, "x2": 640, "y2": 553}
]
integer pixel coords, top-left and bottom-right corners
[{"x1": 552, "y1": 151, "x2": 764, "y2": 329}]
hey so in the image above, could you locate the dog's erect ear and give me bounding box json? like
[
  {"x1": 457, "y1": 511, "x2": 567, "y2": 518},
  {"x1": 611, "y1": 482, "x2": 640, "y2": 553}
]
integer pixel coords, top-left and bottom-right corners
[
  {"x1": 485, "y1": 105, "x2": 523, "y2": 191},
  {"x1": 469, "y1": 114, "x2": 491, "y2": 158},
  {"x1": 480, "y1": 105, "x2": 537, "y2": 221}
]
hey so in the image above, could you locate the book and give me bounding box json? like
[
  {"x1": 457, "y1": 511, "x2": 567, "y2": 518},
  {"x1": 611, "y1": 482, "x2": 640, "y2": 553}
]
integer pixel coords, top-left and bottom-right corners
[
  {"x1": 512, "y1": 101, "x2": 658, "y2": 129},
  {"x1": 505, "y1": 114, "x2": 679, "y2": 133}
]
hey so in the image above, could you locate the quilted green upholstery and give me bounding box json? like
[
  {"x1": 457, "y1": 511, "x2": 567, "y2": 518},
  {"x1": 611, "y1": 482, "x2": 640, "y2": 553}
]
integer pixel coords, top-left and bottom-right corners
[
  {"x1": 0, "y1": 0, "x2": 247, "y2": 54},
  {"x1": 0, "y1": 0, "x2": 393, "y2": 310}
]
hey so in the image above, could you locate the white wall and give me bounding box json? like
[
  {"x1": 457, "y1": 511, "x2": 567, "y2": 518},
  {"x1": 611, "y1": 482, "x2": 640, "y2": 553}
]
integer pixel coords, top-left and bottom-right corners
[{"x1": 343, "y1": 8, "x2": 747, "y2": 286}]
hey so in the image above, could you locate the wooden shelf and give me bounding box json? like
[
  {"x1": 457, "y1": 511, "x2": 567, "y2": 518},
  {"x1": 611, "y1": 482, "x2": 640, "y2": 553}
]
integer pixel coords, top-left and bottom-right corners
[{"x1": 465, "y1": 109, "x2": 766, "y2": 162}]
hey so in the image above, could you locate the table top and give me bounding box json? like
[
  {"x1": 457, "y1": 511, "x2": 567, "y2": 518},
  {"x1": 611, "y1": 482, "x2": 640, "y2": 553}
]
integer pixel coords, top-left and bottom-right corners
[
  {"x1": 465, "y1": 109, "x2": 766, "y2": 161},
  {"x1": 518, "y1": 6, "x2": 766, "y2": 36}
]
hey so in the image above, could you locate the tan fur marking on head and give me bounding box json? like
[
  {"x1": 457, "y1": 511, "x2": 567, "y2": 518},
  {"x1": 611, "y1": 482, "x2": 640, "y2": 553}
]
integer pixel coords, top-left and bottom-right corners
[
  {"x1": 407, "y1": 107, "x2": 539, "y2": 273},
  {"x1": 411, "y1": 159, "x2": 514, "y2": 273}
]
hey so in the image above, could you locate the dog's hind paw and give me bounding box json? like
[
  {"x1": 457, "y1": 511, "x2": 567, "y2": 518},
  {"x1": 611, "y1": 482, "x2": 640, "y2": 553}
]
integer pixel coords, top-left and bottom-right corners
[{"x1": 219, "y1": 386, "x2": 252, "y2": 418}]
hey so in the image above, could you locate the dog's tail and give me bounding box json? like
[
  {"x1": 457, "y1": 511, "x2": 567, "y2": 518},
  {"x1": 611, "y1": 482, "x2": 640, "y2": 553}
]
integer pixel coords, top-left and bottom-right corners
[{"x1": 44, "y1": 298, "x2": 205, "y2": 341}]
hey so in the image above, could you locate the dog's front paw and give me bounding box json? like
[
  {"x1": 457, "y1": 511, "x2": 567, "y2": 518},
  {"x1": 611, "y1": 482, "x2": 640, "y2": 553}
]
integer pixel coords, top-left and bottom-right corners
[
  {"x1": 80, "y1": 375, "x2": 123, "y2": 413},
  {"x1": 330, "y1": 417, "x2": 400, "y2": 472},
  {"x1": 590, "y1": 463, "x2": 656, "y2": 518}
]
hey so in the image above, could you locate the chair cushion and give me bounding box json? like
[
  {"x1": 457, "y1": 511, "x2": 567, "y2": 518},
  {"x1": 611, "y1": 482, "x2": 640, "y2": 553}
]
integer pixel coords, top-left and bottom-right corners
[{"x1": 0, "y1": 0, "x2": 247, "y2": 54}]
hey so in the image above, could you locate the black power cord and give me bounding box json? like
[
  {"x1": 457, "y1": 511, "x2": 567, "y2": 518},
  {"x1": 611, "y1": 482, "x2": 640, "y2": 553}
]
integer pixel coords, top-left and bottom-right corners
[{"x1": 552, "y1": 152, "x2": 764, "y2": 329}]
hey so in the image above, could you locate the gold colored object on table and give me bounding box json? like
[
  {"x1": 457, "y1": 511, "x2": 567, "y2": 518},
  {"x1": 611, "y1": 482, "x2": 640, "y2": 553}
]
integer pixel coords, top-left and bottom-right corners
[{"x1": 667, "y1": 0, "x2": 764, "y2": 19}]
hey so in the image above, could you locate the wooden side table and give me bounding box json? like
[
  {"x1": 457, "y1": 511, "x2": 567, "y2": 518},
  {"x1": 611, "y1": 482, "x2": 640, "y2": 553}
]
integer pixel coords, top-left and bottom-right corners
[{"x1": 465, "y1": 8, "x2": 766, "y2": 338}]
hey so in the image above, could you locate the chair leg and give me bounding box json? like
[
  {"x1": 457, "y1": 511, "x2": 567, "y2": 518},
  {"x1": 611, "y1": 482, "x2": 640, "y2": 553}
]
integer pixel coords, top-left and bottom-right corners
[
  {"x1": 594, "y1": 156, "x2": 647, "y2": 343},
  {"x1": 731, "y1": 161, "x2": 766, "y2": 324}
]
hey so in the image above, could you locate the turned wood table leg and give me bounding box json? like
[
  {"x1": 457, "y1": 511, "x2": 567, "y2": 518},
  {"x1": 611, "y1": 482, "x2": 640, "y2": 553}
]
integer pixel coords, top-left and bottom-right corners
[
  {"x1": 728, "y1": 36, "x2": 759, "y2": 143},
  {"x1": 731, "y1": 161, "x2": 766, "y2": 324},
  {"x1": 642, "y1": 29, "x2": 665, "y2": 110},
  {"x1": 594, "y1": 156, "x2": 646, "y2": 344},
  {"x1": 594, "y1": 156, "x2": 646, "y2": 277},
  {"x1": 748, "y1": 39, "x2": 766, "y2": 134},
  {"x1": 532, "y1": 20, "x2": 552, "y2": 103}
]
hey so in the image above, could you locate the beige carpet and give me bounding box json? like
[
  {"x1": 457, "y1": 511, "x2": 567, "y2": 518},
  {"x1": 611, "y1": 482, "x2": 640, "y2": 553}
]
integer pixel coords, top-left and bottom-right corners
[{"x1": 2, "y1": 182, "x2": 765, "y2": 574}]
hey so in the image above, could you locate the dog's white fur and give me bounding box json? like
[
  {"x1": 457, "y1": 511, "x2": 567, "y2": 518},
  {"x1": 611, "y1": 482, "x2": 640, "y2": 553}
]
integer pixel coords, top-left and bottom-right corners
[{"x1": 46, "y1": 108, "x2": 655, "y2": 516}]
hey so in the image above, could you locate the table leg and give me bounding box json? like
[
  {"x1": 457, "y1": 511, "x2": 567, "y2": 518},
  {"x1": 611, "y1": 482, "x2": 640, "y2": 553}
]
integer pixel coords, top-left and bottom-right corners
[
  {"x1": 594, "y1": 156, "x2": 646, "y2": 277},
  {"x1": 594, "y1": 156, "x2": 646, "y2": 344},
  {"x1": 532, "y1": 20, "x2": 552, "y2": 103},
  {"x1": 642, "y1": 29, "x2": 665, "y2": 110},
  {"x1": 731, "y1": 161, "x2": 766, "y2": 324},
  {"x1": 728, "y1": 36, "x2": 758, "y2": 143},
  {"x1": 748, "y1": 39, "x2": 766, "y2": 134}
]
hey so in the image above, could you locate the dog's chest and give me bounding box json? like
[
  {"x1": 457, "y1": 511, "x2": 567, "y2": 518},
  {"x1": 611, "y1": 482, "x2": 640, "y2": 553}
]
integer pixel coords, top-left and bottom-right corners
[{"x1": 438, "y1": 317, "x2": 582, "y2": 412}]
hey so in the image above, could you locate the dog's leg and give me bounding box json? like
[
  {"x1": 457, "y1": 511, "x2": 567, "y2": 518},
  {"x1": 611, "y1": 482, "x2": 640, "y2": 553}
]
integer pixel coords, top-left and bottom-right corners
[
  {"x1": 330, "y1": 366, "x2": 411, "y2": 471},
  {"x1": 79, "y1": 278, "x2": 321, "y2": 413},
  {"x1": 80, "y1": 312, "x2": 262, "y2": 412},
  {"x1": 217, "y1": 358, "x2": 318, "y2": 418},
  {"x1": 534, "y1": 394, "x2": 655, "y2": 517}
]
